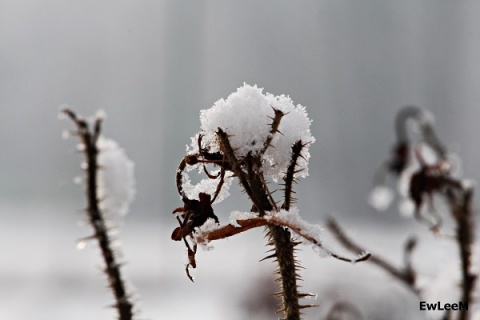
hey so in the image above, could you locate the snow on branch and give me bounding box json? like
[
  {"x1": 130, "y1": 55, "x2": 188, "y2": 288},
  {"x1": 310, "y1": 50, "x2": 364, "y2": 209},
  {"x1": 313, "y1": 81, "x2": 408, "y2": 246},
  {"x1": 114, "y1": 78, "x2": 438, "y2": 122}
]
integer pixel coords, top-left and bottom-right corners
[
  {"x1": 193, "y1": 209, "x2": 370, "y2": 264},
  {"x1": 61, "y1": 108, "x2": 135, "y2": 320},
  {"x1": 97, "y1": 137, "x2": 136, "y2": 216},
  {"x1": 171, "y1": 84, "x2": 368, "y2": 320}
]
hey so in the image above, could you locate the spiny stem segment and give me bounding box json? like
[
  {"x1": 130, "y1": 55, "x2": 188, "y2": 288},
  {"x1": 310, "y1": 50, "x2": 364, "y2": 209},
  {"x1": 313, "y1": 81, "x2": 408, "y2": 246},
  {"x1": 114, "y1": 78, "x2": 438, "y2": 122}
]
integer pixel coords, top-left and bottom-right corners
[
  {"x1": 215, "y1": 129, "x2": 255, "y2": 199},
  {"x1": 217, "y1": 122, "x2": 304, "y2": 319},
  {"x1": 260, "y1": 106, "x2": 285, "y2": 156},
  {"x1": 283, "y1": 141, "x2": 305, "y2": 210},
  {"x1": 267, "y1": 226, "x2": 301, "y2": 320},
  {"x1": 63, "y1": 109, "x2": 134, "y2": 320},
  {"x1": 448, "y1": 187, "x2": 475, "y2": 320},
  {"x1": 327, "y1": 218, "x2": 418, "y2": 296},
  {"x1": 370, "y1": 107, "x2": 478, "y2": 320},
  {"x1": 174, "y1": 108, "x2": 369, "y2": 319}
]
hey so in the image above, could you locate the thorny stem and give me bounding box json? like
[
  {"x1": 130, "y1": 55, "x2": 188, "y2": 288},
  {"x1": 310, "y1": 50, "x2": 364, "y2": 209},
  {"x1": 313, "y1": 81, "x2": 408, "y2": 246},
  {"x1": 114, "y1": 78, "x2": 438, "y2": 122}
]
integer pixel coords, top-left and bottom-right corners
[
  {"x1": 327, "y1": 218, "x2": 419, "y2": 296},
  {"x1": 216, "y1": 129, "x2": 266, "y2": 214},
  {"x1": 63, "y1": 109, "x2": 134, "y2": 320},
  {"x1": 448, "y1": 188, "x2": 475, "y2": 320},
  {"x1": 397, "y1": 107, "x2": 476, "y2": 319},
  {"x1": 177, "y1": 110, "x2": 369, "y2": 319},
  {"x1": 283, "y1": 141, "x2": 305, "y2": 210},
  {"x1": 268, "y1": 226, "x2": 302, "y2": 320},
  {"x1": 217, "y1": 125, "x2": 302, "y2": 320},
  {"x1": 385, "y1": 106, "x2": 478, "y2": 319},
  {"x1": 259, "y1": 107, "x2": 285, "y2": 156}
]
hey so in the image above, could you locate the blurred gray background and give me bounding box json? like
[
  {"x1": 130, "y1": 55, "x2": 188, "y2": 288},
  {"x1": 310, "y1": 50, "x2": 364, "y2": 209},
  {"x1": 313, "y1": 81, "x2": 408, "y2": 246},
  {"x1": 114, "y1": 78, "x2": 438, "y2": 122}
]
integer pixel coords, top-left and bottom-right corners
[{"x1": 2, "y1": 1, "x2": 480, "y2": 319}]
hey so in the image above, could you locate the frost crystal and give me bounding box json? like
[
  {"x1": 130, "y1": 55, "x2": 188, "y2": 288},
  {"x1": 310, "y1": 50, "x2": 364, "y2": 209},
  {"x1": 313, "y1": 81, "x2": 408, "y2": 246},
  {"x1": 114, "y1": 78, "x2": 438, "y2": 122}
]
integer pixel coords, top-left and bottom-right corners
[
  {"x1": 189, "y1": 84, "x2": 315, "y2": 182},
  {"x1": 97, "y1": 137, "x2": 136, "y2": 216}
]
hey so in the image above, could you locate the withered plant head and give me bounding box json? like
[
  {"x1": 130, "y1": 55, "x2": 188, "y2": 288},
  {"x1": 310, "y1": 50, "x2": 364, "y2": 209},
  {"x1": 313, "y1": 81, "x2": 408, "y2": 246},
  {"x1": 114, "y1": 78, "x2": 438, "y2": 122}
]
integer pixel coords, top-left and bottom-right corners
[
  {"x1": 171, "y1": 84, "x2": 369, "y2": 319},
  {"x1": 367, "y1": 106, "x2": 477, "y2": 320},
  {"x1": 371, "y1": 106, "x2": 468, "y2": 231}
]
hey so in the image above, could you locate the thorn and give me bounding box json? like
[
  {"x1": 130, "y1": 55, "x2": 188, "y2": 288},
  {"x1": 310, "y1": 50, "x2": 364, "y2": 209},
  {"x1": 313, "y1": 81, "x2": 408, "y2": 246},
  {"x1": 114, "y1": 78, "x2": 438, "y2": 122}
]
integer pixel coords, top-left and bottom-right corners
[
  {"x1": 259, "y1": 253, "x2": 277, "y2": 262},
  {"x1": 77, "y1": 234, "x2": 97, "y2": 242}
]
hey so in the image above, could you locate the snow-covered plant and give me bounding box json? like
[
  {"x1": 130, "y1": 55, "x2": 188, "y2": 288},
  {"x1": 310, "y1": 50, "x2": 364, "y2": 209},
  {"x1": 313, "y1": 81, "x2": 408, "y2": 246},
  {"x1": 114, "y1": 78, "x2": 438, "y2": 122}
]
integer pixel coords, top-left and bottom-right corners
[
  {"x1": 333, "y1": 106, "x2": 476, "y2": 320},
  {"x1": 171, "y1": 84, "x2": 369, "y2": 320},
  {"x1": 61, "y1": 109, "x2": 136, "y2": 320}
]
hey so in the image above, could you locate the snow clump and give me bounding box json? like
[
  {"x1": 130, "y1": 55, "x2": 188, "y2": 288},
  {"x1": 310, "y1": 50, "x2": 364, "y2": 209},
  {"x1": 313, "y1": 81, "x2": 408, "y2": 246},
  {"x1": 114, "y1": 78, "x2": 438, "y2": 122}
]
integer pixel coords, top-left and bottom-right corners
[
  {"x1": 97, "y1": 137, "x2": 136, "y2": 216},
  {"x1": 188, "y1": 83, "x2": 315, "y2": 182}
]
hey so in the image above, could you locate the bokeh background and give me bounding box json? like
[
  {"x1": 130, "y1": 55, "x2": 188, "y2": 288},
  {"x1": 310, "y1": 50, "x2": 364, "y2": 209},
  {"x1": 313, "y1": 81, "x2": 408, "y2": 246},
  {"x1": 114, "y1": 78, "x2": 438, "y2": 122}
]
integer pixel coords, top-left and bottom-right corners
[{"x1": 2, "y1": 1, "x2": 480, "y2": 319}]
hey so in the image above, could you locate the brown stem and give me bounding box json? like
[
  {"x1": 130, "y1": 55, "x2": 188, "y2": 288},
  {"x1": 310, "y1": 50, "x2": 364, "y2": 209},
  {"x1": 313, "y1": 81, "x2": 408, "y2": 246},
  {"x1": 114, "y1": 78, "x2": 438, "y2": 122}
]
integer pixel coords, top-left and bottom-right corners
[
  {"x1": 327, "y1": 218, "x2": 418, "y2": 296},
  {"x1": 449, "y1": 188, "x2": 475, "y2": 320},
  {"x1": 216, "y1": 128, "x2": 301, "y2": 320},
  {"x1": 268, "y1": 225, "x2": 301, "y2": 320},
  {"x1": 283, "y1": 141, "x2": 304, "y2": 210},
  {"x1": 64, "y1": 109, "x2": 134, "y2": 320},
  {"x1": 195, "y1": 216, "x2": 370, "y2": 264},
  {"x1": 216, "y1": 129, "x2": 265, "y2": 214},
  {"x1": 260, "y1": 107, "x2": 285, "y2": 156}
]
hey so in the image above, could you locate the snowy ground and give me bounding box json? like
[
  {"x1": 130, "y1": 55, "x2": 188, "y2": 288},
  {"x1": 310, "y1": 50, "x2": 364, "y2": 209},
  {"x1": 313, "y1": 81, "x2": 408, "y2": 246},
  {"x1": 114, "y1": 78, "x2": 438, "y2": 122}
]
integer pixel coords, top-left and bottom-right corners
[{"x1": 3, "y1": 201, "x2": 477, "y2": 320}]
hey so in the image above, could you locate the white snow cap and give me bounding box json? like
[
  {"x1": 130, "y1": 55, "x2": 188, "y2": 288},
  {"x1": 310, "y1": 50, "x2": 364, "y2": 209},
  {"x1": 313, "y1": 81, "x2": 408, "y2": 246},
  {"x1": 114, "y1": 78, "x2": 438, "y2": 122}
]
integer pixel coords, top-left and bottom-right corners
[
  {"x1": 189, "y1": 83, "x2": 315, "y2": 182},
  {"x1": 97, "y1": 137, "x2": 136, "y2": 216}
]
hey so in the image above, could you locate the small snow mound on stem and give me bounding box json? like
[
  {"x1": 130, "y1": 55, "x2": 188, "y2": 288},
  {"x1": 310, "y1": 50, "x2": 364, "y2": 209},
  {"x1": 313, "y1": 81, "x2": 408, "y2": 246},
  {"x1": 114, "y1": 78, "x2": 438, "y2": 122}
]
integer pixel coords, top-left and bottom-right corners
[{"x1": 97, "y1": 137, "x2": 136, "y2": 216}]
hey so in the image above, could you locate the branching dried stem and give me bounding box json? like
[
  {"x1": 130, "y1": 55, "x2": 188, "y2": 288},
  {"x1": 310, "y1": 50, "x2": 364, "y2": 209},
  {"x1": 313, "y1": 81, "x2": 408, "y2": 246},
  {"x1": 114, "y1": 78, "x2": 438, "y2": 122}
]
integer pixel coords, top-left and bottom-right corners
[
  {"x1": 327, "y1": 218, "x2": 419, "y2": 296},
  {"x1": 217, "y1": 124, "x2": 304, "y2": 320},
  {"x1": 194, "y1": 216, "x2": 370, "y2": 264},
  {"x1": 396, "y1": 107, "x2": 476, "y2": 320},
  {"x1": 63, "y1": 109, "x2": 134, "y2": 320},
  {"x1": 448, "y1": 187, "x2": 476, "y2": 320},
  {"x1": 173, "y1": 108, "x2": 370, "y2": 320},
  {"x1": 371, "y1": 106, "x2": 477, "y2": 319},
  {"x1": 216, "y1": 128, "x2": 266, "y2": 214}
]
